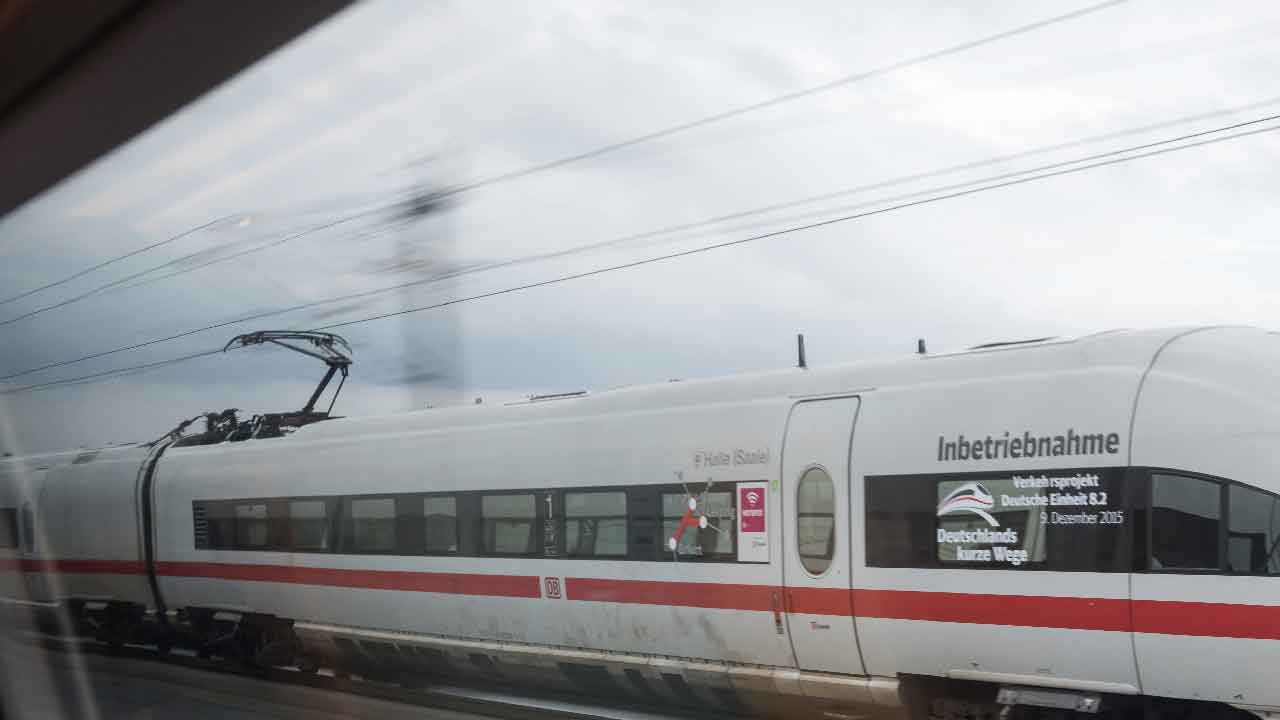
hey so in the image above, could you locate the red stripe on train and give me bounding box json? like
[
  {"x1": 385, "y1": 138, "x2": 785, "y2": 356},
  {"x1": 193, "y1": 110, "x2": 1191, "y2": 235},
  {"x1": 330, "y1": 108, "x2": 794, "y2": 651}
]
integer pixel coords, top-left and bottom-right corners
[
  {"x1": 156, "y1": 562, "x2": 542, "y2": 598},
  {"x1": 0, "y1": 559, "x2": 145, "y2": 574},
  {"x1": 13, "y1": 559, "x2": 1280, "y2": 640},
  {"x1": 564, "y1": 578, "x2": 776, "y2": 611},
  {"x1": 853, "y1": 589, "x2": 1132, "y2": 632},
  {"x1": 1132, "y1": 599, "x2": 1280, "y2": 640}
]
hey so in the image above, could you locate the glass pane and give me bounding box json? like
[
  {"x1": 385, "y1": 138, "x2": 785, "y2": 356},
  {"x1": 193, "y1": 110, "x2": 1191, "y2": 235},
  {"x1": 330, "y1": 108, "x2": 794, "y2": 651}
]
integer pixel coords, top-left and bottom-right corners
[
  {"x1": 936, "y1": 478, "x2": 1047, "y2": 567},
  {"x1": 425, "y1": 496, "x2": 457, "y2": 553},
  {"x1": 797, "y1": 467, "x2": 835, "y2": 574},
  {"x1": 482, "y1": 494, "x2": 535, "y2": 518},
  {"x1": 289, "y1": 500, "x2": 328, "y2": 551},
  {"x1": 566, "y1": 518, "x2": 629, "y2": 557},
  {"x1": 490, "y1": 520, "x2": 534, "y2": 554},
  {"x1": 482, "y1": 494, "x2": 535, "y2": 554},
  {"x1": 1228, "y1": 484, "x2": 1280, "y2": 574},
  {"x1": 565, "y1": 492, "x2": 626, "y2": 557},
  {"x1": 207, "y1": 502, "x2": 236, "y2": 550},
  {"x1": 235, "y1": 503, "x2": 268, "y2": 547},
  {"x1": 566, "y1": 491, "x2": 625, "y2": 517},
  {"x1": 1151, "y1": 474, "x2": 1220, "y2": 570},
  {"x1": 351, "y1": 497, "x2": 396, "y2": 552},
  {"x1": 661, "y1": 490, "x2": 733, "y2": 558}
]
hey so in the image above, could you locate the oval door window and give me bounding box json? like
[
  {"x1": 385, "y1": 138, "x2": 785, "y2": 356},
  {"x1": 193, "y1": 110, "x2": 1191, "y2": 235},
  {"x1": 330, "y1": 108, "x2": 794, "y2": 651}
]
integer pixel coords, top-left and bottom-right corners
[{"x1": 797, "y1": 466, "x2": 835, "y2": 575}]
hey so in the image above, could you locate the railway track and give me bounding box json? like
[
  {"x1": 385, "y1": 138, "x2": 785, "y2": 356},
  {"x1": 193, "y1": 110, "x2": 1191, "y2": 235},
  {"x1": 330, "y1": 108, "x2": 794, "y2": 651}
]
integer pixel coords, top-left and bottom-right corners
[{"x1": 4, "y1": 629, "x2": 728, "y2": 720}]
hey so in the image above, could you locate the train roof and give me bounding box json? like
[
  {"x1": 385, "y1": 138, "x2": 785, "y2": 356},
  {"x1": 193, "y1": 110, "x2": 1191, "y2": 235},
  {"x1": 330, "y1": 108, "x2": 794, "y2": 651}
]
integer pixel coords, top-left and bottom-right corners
[
  {"x1": 10, "y1": 325, "x2": 1269, "y2": 460},
  {"x1": 286, "y1": 325, "x2": 1240, "y2": 441},
  {"x1": 0, "y1": 443, "x2": 144, "y2": 473}
]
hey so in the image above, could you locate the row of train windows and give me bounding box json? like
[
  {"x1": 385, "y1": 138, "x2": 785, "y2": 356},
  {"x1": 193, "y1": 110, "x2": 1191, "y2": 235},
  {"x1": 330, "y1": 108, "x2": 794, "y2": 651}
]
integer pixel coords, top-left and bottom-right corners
[
  {"x1": 866, "y1": 468, "x2": 1280, "y2": 575},
  {"x1": 194, "y1": 485, "x2": 739, "y2": 560}
]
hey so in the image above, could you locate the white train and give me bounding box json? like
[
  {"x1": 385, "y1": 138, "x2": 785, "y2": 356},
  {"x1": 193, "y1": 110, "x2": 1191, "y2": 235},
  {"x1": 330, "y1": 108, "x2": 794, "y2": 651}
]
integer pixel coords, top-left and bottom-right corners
[{"x1": 2, "y1": 325, "x2": 1278, "y2": 719}]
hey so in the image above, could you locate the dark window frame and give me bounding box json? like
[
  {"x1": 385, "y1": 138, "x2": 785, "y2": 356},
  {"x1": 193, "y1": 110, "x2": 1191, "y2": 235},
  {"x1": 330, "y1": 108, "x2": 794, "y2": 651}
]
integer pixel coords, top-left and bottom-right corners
[
  {"x1": 339, "y1": 494, "x2": 400, "y2": 555},
  {"x1": 0, "y1": 508, "x2": 18, "y2": 549},
  {"x1": 563, "y1": 489, "x2": 629, "y2": 558},
  {"x1": 1145, "y1": 467, "x2": 1280, "y2": 577},
  {"x1": 1146, "y1": 470, "x2": 1224, "y2": 575},
  {"x1": 865, "y1": 466, "x2": 1134, "y2": 573},
  {"x1": 286, "y1": 497, "x2": 335, "y2": 553},
  {"x1": 657, "y1": 482, "x2": 738, "y2": 562},
  {"x1": 477, "y1": 489, "x2": 544, "y2": 558},
  {"x1": 422, "y1": 494, "x2": 461, "y2": 556}
]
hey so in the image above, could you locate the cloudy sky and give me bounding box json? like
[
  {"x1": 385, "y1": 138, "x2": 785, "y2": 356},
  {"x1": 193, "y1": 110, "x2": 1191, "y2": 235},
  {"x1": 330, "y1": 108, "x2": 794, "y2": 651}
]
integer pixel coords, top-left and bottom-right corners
[{"x1": 3, "y1": 0, "x2": 1280, "y2": 454}]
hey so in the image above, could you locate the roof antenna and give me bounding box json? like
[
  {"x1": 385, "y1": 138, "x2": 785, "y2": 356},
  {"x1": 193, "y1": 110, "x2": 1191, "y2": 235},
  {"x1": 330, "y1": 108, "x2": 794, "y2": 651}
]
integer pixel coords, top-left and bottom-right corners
[
  {"x1": 917, "y1": 338, "x2": 928, "y2": 355},
  {"x1": 797, "y1": 334, "x2": 807, "y2": 369}
]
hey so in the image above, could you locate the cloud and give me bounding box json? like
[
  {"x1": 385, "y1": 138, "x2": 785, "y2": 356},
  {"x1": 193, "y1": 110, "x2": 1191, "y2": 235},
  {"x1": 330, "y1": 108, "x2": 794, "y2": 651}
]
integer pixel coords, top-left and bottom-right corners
[{"x1": 7, "y1": 0, "x2": 1280, "y2": 453}]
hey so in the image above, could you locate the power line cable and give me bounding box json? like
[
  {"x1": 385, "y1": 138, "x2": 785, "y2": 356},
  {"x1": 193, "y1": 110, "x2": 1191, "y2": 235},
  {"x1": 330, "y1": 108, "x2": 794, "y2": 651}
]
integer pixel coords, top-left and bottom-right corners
[
  {"x1": 405, "y1": 1, "x2": 1126, "y2": 198},
  {"x1": 42, "y1": 88, "x2": 1279, "y2": 339},
  {"x1": 0, "y1": 209, "x2": 382, "y2": 330},
  {"x1": 315, "y1": 122, "x2": 1280, "y2": 332},
  {"x1": 0, "y1": 216, "x2": 236, "y2": 307},
  {"x1": 3, "y1": 349, "x2": 225, "y2": 395},
  {"x1": 4, "y1": 105, "x2": 1277, "y2": 383},
  {"x1": 8, "y1": 114, "x2": 1277, "y2": 396}
]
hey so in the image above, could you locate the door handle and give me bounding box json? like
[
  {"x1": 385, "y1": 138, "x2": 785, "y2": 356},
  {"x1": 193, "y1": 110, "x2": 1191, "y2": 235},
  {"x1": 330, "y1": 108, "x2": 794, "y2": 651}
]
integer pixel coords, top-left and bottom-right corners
[{"x1": 770, "y1": 591, "x2": 785, "y2": 635}]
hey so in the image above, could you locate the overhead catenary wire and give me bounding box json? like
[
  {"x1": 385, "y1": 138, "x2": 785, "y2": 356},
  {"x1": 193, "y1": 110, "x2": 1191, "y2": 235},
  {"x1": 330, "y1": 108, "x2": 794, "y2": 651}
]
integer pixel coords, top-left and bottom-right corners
[
  {"x1": 402, "y1": 1, "x2": 1126, "y2": 199},
  {"x1": 4, "y1": 105, "x2": 1280, "y2": 384},
  {"x1": 0, "y1": 216, "x2": 237, "y2": 308},
  {"x1": 6, "y1": 114, "x2": 1279, "y2": 396},
  {"x1": 3, "y1": 349, "x2": 226, "y2": 395},
  {"x1": 0, "y1": 1, "x2": 1121, "y2": 313},
  {"x1": 0, "y1": 209, "x2": 382, "y2": 330}
]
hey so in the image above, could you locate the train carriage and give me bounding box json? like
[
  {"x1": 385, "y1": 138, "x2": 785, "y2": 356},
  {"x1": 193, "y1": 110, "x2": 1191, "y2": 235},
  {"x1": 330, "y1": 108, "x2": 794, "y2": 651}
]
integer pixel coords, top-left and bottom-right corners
[{"x1": 3, "y1": 325, "x2": 1279, "y2": 719}]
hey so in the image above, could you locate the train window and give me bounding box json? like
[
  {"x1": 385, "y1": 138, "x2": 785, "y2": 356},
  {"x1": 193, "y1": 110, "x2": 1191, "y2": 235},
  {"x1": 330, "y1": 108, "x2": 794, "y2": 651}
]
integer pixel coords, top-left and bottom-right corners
[
  {"x1": 235, "y1": 503, "x2": 269, "y2": 548},
  {"x1": 347, "y1": 497, "x2": 397, "y2": 553},
  {"x1": 425, "y1": 496, "x2": 458, "y2": 554},
  {"x1": 936, "y1": 476, "x2": 1047, "y2": 567},
  {"x1": 796, "y1": 467, "x2": 835, "y2": 574},
  {"x1": 481, "y1": 494, "x2": 537, "y2": 555},
  {"x1": 393, "y1": 495, "x2": 426, "y2": 555},
  {"x1": 0, "y1": 508, "x2": 18, "y2": 549},
  {"x1": 660, "y1": 488, "x2": 735, "y2": 560},
  {"x1": 625, "y1": 487, "x2": 660, "y2": 561},
  {"x1": 202, "y1": 501, "x2": 236, "y2": 549},
  {"x1": 1227, "y1": 484, "x2": 1280, "y2": 575},
  {"x1": 866, "y1": 476, "x2": 936, "y2": 567},
  {"x1": 289, "y1": 500, "x2": 329, "y2": 551},
  {"x1": 565, "y1": 491, "x2": 627, "y2": 557},
  {"x1": 1151, "y1": 473, "x2": 1221, "y2": 570},
  {"x1": 867, "y1": 469, "x2": 1131, "y2": 572}
]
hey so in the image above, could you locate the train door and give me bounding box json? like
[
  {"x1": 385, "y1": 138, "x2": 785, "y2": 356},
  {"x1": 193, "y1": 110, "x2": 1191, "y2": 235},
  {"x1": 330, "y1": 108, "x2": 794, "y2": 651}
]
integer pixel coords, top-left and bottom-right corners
[{"x1": 781, "y1": 397, "x2": 865, "y2": 676}]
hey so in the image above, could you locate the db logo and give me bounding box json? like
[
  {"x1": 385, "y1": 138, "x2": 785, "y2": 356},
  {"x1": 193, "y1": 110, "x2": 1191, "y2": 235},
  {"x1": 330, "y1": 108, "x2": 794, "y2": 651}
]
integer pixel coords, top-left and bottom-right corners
[{"x1": 544, "y1": 577, "x2": 562, "y2": 599}]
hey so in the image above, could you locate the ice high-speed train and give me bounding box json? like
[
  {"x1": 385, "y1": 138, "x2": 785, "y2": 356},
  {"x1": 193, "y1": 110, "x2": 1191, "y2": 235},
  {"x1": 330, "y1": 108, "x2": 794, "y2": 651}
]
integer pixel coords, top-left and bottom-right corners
[{"x1": 2, "y1": 326, "x2": 1279, "y2": 719}]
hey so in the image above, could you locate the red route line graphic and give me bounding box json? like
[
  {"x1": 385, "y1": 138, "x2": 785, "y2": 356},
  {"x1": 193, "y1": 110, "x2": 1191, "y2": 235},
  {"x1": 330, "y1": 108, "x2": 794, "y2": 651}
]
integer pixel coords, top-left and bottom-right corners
[{"x1": 7, "y1": 559, "x2": 1280, "y2": 640}]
